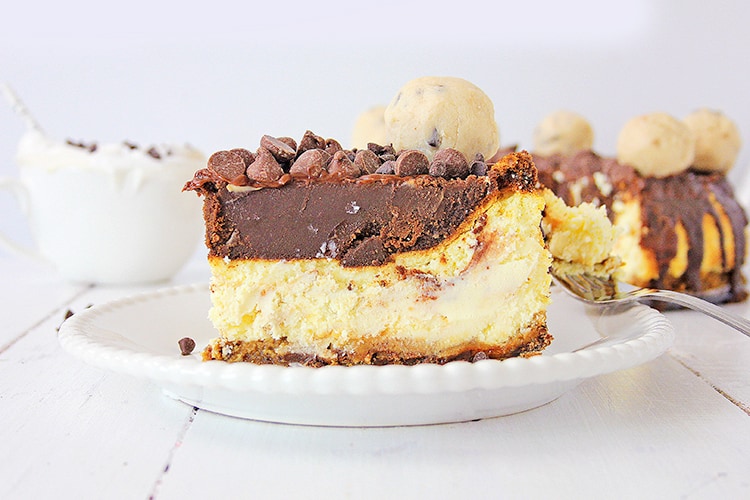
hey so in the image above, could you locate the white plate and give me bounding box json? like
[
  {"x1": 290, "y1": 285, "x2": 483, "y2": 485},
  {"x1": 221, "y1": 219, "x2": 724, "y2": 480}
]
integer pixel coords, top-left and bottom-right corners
[{"x1": 58, "y1": 284, "x2": 674, "y2": 427}]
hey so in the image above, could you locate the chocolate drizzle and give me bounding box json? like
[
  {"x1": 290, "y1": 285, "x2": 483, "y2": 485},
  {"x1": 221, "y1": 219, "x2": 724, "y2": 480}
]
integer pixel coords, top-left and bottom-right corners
[{"x1": 535, "y1": 150, "x2": 641, "y2": 213}]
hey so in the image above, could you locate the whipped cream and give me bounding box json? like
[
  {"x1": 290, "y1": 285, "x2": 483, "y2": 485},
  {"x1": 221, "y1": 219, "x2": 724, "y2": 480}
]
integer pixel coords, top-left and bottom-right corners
[
  {"x1": 16, "y1": 131, "x2": 205, "y2": 172},
  {"x1": 16, "y1": 131, "x2": 206, "y2": 192}
]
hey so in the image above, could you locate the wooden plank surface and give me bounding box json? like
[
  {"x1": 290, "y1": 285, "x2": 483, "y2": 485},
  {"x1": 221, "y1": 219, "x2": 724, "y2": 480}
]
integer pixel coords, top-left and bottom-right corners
[{"x1": 1, "y1": 254, "x2": 749, "y2": 499}]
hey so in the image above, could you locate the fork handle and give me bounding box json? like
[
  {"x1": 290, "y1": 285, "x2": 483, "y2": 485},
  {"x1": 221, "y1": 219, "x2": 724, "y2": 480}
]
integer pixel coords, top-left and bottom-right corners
[{"x1": 642, "y1": 289, "x2": 750, "y2": 337}]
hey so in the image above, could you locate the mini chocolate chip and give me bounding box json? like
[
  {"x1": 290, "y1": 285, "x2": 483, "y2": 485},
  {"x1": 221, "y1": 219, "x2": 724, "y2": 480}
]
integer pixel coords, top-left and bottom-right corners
[
  {"x1": 429, "y1": 148, "x2": 469, "y2": 178},
  {"x1": 328, "y1": 150, "x2": 360, "y2": 178},
  {"x1": 261, "y1": 135, "x2": 297, "y2": 162},
  {"x1": 56, "y1": 308, "x2": 76, "y2": 333},
  {"x1": 290, "y1": 149, "x2": 328, "y2": 177},
  {"x1": 367, "y1": 143, "x2": 396, "y2": 157},
  {"x1": 67, "y1": 139, "x2": 98, "y2": 152},
  {"x1": 178, "y1": 337, "x2": 196, "y2": 356},
  {"x1": 57, "y1": 306, "x2": 92, "y2": 332},
  {"x1": 470, "y1": 161, "x2": 488, "y2": 176},
  {"x1": 472, "y1": 351, "x2": 488, "y2": 362},
  {"x1": 427, "y1": 128, "x2": 441, "y2": 148},
  {"x1": 246, "y1": 147, "x2": 284, "y2": 182},
  {"x1": 470, "y1": 153, "x2": 488, "y2": 176},
  {"x1": 375, "y1": 160, "x2": 395, "y2": 174},
  {"x1": 229, "y1": 148, "x2": 255, "y2": 167},
  {"x1": 123, "y1": 141, "x2": 139, "y2": 150},
  {"x1": 354, "y1": 149, "x2": 381, "y2": 174},
  {"x1": 146, "y1": 147, "x2": 161, "y2": 159},
  {"x1": 208, "y1": 150, "x2": 248, "y2": 183},
  {"x1": 298, "y1": 130, "x2": 326, "y2": 154},
  {"x1": 325, "y1": 138, "x2": 343, "y2": 157},
  {"x1": 394, "y1": 149, "x2": 430, "y2": 176}
]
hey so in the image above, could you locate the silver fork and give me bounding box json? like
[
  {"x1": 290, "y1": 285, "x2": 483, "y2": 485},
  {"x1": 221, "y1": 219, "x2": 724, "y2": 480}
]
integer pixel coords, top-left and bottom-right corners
[{"x1": 551, "y1": 269, "x2": 750, "y2": 337}]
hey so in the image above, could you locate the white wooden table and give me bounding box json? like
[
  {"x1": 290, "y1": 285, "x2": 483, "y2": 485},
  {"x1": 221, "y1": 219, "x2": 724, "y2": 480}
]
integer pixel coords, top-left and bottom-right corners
[{"x1": 1, "y1": 252, "x2": 749, "y2": 499}]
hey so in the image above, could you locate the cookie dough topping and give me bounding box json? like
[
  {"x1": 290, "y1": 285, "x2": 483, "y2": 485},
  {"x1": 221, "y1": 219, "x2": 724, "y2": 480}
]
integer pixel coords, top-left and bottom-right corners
[
  {"x1": 533, "y1": 110, "x2": 594, "y2": 156},
  {"x1": 351, "y1": 105, "x2": 387, "y2": 150},
  {"x1": 683, "y1": 108, "x2": 741, "y2": 174},
  {"x1": 384, "y1": 76, "x2": 499, "y2": 162},
  {"x1": 616, "y1": 112, "x2": 695, "y2": 178}
]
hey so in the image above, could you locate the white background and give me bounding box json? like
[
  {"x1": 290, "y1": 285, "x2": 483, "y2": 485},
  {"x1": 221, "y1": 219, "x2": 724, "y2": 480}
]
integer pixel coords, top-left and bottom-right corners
[{"x1": 2, "y1": 0, "x2": 749, "y2": 256}]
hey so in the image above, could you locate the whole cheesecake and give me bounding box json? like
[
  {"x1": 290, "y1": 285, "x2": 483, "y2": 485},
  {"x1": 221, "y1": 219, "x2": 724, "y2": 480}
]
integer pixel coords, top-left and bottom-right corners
[{"x1": 533, "y1": 110, "x2": 747, "y2": 302}]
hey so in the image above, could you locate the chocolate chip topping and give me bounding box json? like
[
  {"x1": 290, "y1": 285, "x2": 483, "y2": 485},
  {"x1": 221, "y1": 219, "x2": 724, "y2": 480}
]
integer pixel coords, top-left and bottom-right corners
[
  {"x1": 354, "y1": 149, "x2": 381, "y2": 175},
  {"x1": 208, "y1": 150, "x2": 248, "y2": 183},
  {"x1": 298, "y1": 130, "x2": 326, "y2": 154},
  {"x1": 290, "y1": 149, "x2": 328, "y2": 177},
  {"x1": 184, "y1": 130, "x2": 540, "y2": 199},
  {"x1": 328, "y1": 150, "x2": 360, "y2": 178},
  {"x1": 395, "y1": 150, "x2": 430, "y2": 176},
  {"x1": 375, "y1": 160, "x2": 396, "y2": 175},
  {"x1": 247, "y1": 147, "x2": 285, "y2": 182},
  {"x1": 367, "y1": 143, "x2": 396, "y2": 157},
  {"x1": 368, "y1": 143, "x2": 397, "y2": 163},
  {"x1": 230, "y1": 148, "x2": 256, "y2": 167},
  {"x1": 186, "y1": 131, "x2": 523, "y2": 192},
  {"x1": 261, "y1": 135, "x2": 297, "y2": 162},
  {"x1": 470, "y1": 154, "x2": 488, "y2": 176},
  {"x1": 429, "y1": 148, "x2": 469, "y2": 178},
  {"x1": 278, "y1": 136, "x2": 297, "y2": 152},
  {"x1": 325, "y1": 138, "x2": 344, "y2": 157},
  {"x1": 178, "y1": 337, "x2": 196, "y2": 355}
]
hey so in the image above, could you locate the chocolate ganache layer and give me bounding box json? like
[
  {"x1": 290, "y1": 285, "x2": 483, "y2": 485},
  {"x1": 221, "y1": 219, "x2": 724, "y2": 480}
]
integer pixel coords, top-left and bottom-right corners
[{"x1": 185, "y1": 131, "x2": 538, "y2": 267}]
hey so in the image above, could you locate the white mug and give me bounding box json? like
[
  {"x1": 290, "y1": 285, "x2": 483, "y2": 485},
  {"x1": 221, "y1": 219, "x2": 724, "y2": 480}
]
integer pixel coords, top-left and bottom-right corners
[{"x1": 0, "y1": 132, "x2": 206, "y2": 284}]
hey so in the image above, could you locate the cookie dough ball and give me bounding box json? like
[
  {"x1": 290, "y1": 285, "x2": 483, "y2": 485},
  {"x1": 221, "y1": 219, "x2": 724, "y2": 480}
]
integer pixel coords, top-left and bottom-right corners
[
  {"x1": 683, "y1": 109, "x2": 741, "y2": 174},
  {"x1": 616, "y1": 113, "x2": 695, "y2": 178},
  {"x1": 351, "y1": 105, "x2": 387, "y2": 150},
  {"x1": 533, "y1": 110, "x2": 594, "y2": 156},
  {"x1": 384, "y1": 76, "x2": 499, "y2": 161}
]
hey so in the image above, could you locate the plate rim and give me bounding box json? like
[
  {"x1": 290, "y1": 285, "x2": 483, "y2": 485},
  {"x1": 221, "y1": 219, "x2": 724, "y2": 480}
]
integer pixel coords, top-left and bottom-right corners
[{"x1": 58, "y1": 282, "x2": 675, "y2": 397}]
